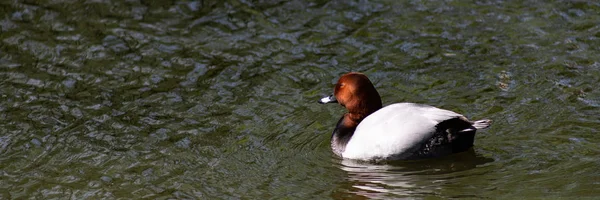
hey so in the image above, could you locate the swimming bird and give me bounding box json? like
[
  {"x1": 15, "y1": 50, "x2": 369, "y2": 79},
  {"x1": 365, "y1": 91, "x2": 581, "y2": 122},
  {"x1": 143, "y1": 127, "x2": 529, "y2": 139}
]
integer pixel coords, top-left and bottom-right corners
[{"x1": 319, "y1": 72, "x2": 491, "y2": 161}]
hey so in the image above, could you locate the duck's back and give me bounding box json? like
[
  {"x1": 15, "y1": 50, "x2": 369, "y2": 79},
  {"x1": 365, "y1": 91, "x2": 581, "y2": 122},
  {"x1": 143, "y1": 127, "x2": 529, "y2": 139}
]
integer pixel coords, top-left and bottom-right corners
[{"x1": 342, "y1": 103, "x2": 465, "y2": 160}]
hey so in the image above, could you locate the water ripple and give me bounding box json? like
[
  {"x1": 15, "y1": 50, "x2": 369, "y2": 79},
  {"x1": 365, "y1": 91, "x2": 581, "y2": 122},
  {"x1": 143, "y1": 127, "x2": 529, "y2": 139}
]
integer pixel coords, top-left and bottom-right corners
[{"x1": 0, "y1": 0, "x2": 599, "y2": 199}]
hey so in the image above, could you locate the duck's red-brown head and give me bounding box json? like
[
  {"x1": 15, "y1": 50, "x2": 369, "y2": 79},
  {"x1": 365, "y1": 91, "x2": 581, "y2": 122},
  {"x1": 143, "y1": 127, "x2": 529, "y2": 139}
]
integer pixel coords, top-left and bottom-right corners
[
  {"x1": 319, "y1": 72, "x2": 384, "y2": 155},
  {"x1": 319, "y1": 72, "x2": 383, "y2": 120}
]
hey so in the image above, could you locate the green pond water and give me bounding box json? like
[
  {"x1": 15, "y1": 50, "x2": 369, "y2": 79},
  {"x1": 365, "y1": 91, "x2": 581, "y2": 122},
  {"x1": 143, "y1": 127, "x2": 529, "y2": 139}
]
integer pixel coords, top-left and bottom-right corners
[{"x1": 1, "y1": 0, "x2": 599, "y2": 199}]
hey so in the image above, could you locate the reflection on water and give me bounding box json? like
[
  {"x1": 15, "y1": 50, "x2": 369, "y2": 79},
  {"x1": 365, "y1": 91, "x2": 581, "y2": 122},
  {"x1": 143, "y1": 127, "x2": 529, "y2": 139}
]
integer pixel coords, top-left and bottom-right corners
[{"x1": 336, "y1": 149, "x2": 494, "y2": 199}]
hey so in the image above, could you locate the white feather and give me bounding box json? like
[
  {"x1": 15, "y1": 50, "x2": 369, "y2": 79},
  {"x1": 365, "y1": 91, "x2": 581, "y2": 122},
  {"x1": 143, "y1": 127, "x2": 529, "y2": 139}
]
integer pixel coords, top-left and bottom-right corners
[{"x1": 341, "y1": 103, "x2": 464, "y2": 160}]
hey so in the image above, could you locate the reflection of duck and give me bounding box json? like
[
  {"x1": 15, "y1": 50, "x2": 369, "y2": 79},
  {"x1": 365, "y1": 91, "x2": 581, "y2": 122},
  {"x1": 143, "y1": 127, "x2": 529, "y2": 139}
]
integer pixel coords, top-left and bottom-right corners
[
  {"x1": 320, "y1": 72, "x2": 491, "y2": 161},
  {"x1": 332, "y1": 149, "x2": 494, "y2": 199}
]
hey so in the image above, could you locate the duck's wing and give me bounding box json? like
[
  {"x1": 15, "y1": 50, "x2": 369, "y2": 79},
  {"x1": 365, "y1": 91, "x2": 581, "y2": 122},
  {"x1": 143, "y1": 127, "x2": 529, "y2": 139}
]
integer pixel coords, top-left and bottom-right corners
[{"x1": 343, "y1": 103, "x2": 464, "y2": 160}]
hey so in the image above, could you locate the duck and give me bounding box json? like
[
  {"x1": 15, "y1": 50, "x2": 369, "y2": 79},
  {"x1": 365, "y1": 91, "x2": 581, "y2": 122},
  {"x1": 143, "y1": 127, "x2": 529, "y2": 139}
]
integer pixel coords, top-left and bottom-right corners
[{"x1": 319, "y1": 72, "x2": 491, "y2": 161}]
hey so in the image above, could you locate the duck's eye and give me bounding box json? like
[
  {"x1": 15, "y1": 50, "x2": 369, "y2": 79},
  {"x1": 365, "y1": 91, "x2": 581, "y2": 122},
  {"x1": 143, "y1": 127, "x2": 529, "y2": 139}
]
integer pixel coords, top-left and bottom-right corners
[{"x1": 338, "y1": 83, "x2": 345, "y2": 88}]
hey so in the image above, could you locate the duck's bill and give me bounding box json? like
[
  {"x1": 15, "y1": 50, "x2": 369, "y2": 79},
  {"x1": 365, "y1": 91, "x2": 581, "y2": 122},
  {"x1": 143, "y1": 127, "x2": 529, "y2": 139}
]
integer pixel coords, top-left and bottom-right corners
[{"x1": 319, "y1": 95, "x2": 337, "y2": 104}]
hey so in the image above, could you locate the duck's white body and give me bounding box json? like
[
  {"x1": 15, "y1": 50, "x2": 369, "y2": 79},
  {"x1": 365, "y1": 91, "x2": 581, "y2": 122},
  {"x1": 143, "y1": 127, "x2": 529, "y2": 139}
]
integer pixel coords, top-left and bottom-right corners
[{"x1": 342, "y1": 103, "x2": 467, "y2": 160}]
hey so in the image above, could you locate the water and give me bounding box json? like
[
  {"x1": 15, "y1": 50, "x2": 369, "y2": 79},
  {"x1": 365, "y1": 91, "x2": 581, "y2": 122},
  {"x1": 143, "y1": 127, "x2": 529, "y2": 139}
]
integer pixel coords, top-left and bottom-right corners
[{"x1": 1, "y1": 0, "x2": 599, "y2": 199}]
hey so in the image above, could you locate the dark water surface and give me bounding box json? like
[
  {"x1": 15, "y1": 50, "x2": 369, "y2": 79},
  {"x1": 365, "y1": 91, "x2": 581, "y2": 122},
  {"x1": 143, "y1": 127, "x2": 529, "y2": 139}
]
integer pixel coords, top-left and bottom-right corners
[{"x1": 1, "y1": 0, "x2": 600, "y2": 199}]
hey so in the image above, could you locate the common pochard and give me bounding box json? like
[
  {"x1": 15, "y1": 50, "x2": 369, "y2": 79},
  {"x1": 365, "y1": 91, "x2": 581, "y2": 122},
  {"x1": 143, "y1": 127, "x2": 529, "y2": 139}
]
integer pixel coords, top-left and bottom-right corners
[{"x1": 319, "y1": 72, "x2": 491, "y2": 161}]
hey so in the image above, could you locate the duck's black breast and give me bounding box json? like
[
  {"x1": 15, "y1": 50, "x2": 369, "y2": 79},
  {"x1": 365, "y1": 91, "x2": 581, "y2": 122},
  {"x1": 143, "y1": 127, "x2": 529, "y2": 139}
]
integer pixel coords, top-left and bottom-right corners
[{"x1": 330, "y1": 116, "x2": 355, "y2": 157}]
